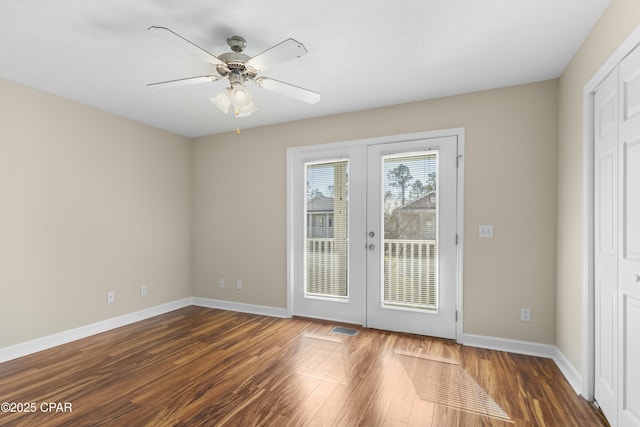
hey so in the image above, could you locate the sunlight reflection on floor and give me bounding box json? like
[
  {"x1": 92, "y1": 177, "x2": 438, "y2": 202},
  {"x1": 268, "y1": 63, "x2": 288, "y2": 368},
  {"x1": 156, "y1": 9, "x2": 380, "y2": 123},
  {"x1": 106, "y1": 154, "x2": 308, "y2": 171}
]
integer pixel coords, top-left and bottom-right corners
[
  {"x1": 296, "y1": 334, "x2": 348, "y2": 384},
  {"x1": 395, "y1": 349, "x2": 512, "y2": 422}
]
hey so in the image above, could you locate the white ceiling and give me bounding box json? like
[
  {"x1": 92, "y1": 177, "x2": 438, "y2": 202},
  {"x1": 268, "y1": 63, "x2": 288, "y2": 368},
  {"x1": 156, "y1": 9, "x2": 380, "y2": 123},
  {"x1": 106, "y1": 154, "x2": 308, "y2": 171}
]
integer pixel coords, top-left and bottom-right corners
[{"x1": 0, "y1": 0, "x2": 611, "y2": 138}]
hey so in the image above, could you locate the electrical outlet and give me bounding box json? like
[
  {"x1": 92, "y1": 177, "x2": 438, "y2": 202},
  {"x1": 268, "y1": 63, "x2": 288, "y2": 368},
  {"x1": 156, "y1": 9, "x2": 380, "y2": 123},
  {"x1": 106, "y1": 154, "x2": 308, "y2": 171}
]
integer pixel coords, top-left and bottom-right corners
[
  {"x1": 521, "y1": 308, "x2": 531, "y2": 322},
  {"x1": 236, "y1": 279, "x2": 242, "y2": 290},
  {"x1": 218, "y1": 278, "x2": 224, "y2": 289},
  {"x1": 107, "y1": 291, "x2": 115, "y2": 304},
  {"x1": 140, "y1": 286, "x2": 148, "y2": 296},
  {"x1": 479, "y1": 224, "x2": 494, "y2": 238}
]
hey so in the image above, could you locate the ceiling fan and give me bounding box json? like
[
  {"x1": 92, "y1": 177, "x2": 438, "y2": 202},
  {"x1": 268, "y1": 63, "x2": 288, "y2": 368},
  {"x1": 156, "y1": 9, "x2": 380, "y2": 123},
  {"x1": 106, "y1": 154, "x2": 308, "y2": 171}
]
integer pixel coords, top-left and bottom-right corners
[{"x1": 147, "y1": 26, "x2": 321, "y2": 119}]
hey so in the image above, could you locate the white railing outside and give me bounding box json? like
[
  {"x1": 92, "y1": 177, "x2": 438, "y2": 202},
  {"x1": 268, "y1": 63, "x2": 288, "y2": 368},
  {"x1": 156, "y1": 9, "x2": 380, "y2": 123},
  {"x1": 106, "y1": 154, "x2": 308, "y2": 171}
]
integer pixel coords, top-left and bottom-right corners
[
  {"x1": 306, "y1": 238, "x2": 437, "y2": 309},
  {"x1": 384, "y1": 239, "x2": 437, "y2": 310},
  {"x1": 306, "y1": 238, "x2": 347, "y2": 297}
]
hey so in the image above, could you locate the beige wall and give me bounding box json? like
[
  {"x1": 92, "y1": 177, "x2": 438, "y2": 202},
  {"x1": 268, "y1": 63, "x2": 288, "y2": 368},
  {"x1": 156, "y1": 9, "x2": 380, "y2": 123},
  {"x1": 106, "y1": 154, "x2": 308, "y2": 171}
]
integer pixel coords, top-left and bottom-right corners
[
  {"x1": 193, "y1": 80, "x2": 559, "y2": 344},
  {"x1": 0, "y1": 79, "x2": 192, "y2": 348},
  {"x1": 556, "y1": 0, "x2": 640, "y2": 373}
]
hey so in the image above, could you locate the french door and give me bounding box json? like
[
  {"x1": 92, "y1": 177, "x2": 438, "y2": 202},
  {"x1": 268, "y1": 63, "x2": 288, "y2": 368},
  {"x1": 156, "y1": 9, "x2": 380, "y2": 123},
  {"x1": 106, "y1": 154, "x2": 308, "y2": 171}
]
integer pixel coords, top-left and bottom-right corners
[
  {"x1": 288, "y1": 132, "x2": 460, "y2": 339},
  {"x1": 366, "y1": 138, "x2": 458, "y2": 338},
  {"x1": 289, "y1": 144, "x2": 366, "y2": 324}
]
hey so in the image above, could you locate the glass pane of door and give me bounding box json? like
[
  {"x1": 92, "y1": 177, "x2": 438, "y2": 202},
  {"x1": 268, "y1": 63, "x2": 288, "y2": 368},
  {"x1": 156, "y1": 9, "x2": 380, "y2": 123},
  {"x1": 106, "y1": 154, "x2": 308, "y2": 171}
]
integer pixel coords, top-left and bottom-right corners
[
  {"x1": 382, "y1": 152, "x2": 439, "y2": 311},
  {"x1": 305, "y1": 160, "x2": 349, "y2": 299}
]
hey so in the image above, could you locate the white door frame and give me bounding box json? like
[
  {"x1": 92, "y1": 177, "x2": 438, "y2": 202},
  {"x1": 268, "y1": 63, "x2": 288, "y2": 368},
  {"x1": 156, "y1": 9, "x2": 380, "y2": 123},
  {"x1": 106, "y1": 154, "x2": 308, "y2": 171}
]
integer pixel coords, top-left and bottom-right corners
[
  {"x1": 286, "y1": 128, "x2": 465, "y2": 342},
  {"x1": 582, "y1": 25, "x2": 640, "y2": 400}
]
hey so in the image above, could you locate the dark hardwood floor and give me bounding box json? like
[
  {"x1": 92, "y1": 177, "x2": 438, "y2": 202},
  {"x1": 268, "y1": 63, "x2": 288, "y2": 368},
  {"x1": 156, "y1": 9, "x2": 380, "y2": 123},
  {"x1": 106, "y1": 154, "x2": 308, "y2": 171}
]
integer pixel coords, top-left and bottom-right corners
[{"x1": 0, "y1": 306, "x2": 609, "y2": 426}]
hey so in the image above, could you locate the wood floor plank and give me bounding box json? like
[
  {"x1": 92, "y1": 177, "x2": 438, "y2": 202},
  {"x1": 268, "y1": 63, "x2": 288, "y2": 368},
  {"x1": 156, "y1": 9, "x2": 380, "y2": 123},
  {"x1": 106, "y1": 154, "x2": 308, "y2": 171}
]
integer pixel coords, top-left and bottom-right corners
[
  {"x1": 0, "y1": 307, "x2": 609, "y2": 426},
  {"x1": 358, "y1": 350, "x2": 405, "y2": 427},
  {"x1": 386, "y1": 368, "x2": 416, "y2": 423},
  {"x1": 407, "y1": 398, "x2": 435, "y2": 427}
]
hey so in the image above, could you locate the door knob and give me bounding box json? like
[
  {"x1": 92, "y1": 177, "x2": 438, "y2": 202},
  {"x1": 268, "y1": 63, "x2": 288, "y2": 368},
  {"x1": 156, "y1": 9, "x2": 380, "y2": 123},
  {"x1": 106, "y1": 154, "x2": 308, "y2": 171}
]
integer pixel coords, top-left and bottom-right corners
[
  {"x1": 368, "y1": 244, "x2": 375, "y2": 251},
  {"x1": 368, "y1": 231, "x2": 375, "y2": 238}
]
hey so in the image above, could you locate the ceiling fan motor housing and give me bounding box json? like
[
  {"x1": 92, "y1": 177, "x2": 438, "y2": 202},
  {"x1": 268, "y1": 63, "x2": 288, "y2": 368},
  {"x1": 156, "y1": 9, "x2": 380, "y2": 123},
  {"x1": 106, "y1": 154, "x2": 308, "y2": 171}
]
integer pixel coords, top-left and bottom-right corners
[
  {"x1": 227, "y1": 35, "x2": 247, "y2": 52},
  {"x1": 216, "y1": 50, "x2": 256, "y2": 79}
]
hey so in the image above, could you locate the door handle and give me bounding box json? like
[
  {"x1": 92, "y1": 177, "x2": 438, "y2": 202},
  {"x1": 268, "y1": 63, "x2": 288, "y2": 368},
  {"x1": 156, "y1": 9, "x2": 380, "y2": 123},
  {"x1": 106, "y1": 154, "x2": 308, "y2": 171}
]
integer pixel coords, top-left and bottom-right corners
[
  {"x1": 368, "y1": 244, "x2": 375, "y2": 251},
  {"x1": 368, "y1": 231, "x2": 375, "y2": 238},
  {"x1": 636, "y1": 274, "x2": 640, "y2": 283}
]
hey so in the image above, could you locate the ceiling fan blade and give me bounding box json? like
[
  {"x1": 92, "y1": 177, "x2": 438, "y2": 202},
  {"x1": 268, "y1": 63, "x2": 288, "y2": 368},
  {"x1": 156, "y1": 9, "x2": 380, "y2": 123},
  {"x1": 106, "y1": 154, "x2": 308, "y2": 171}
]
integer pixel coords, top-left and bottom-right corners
[
  {"x1": 148, "y1": 75, "x2": 220, "y2": 89},
  {"x1": 247, "y1": 38, "x2": 308, "y2": 73},
  {"x1": 255, "y1": 77, "x2": 321, "y2": 104},
  {"x1": 148, "y1": 26, "x2": 223, "y2": 66}
]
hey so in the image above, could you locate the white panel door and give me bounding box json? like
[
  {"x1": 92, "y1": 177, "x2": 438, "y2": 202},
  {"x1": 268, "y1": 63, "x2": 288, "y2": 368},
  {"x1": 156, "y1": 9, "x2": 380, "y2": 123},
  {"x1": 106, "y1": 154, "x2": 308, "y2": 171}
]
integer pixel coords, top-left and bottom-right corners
[
  {"x1": 618, "y1": 45, "x2": 640, "y2": 427},
  {"x1": 594, "y1": 68, "x2": 619, "y2": 425},
  {"x1": 365, "y1": 137, "x2": 458, "y2": 338}
]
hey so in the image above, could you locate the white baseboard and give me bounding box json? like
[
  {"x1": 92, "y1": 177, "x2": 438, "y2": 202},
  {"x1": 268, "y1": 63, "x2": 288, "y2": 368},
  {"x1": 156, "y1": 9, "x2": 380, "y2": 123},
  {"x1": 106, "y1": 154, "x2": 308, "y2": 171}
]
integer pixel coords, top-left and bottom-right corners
[
  {"x1": 191, "y1": 297, "x2": 289, "y2": 318},
  {"x1": 0, "y1": 298, "x2": 192, "y2": 364},
  {"x1": 0, "y1": 298, "x2": 287, "y2": 364},
  {"x1": 462, "y1": 333, "x2": 583, "y2": 396},
  {"x1": 551, "y1": 346, "x2": 584, "y2": 397},
  {"x1": 462, "y1": 333, "x2": 557, "y2": 358}
]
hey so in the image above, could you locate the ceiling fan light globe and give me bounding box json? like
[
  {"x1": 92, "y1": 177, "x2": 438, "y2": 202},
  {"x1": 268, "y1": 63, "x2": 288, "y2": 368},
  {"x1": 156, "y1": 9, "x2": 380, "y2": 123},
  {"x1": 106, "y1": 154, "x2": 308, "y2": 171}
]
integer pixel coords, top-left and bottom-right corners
[
  {"x1": 235, "y1": 101, "x2": 258, "y2": 118},
  {"x1": 230, "y1": 83, "x2": 251, "y2": 108},
  {"x1": 211, "y1": 89, "x2": 231, "y2": 113}
]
